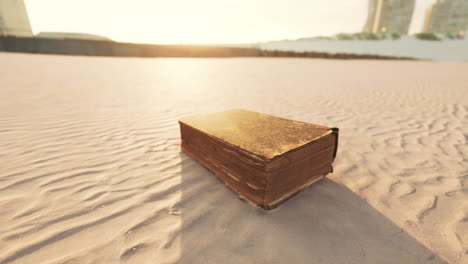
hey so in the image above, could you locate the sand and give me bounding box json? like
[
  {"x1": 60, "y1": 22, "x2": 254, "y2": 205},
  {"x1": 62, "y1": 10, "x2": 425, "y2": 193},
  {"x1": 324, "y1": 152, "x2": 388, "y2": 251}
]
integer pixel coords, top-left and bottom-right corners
[{"x1": 0, "y1": 52, "x2": 466, "y2": 264}]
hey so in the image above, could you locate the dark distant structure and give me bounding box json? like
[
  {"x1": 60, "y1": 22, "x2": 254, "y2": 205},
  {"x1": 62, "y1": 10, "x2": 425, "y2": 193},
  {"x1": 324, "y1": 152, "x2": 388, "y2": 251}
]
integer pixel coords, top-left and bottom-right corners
[
  {"x1": 0, "y1": 36, "x2": 415, "y2": 60},
  {"x1": 0, "y1": 0, "x2": 32, "y2": 36},
  {"x1": 363, "y1": 0, "x2": 416, "y2": 34},
  {"x1": 423, "y1": 0, "x2": 468, "y2": 35},
  {"x1": 36, "y1": 32, "x2": 111, "y2": 41}
]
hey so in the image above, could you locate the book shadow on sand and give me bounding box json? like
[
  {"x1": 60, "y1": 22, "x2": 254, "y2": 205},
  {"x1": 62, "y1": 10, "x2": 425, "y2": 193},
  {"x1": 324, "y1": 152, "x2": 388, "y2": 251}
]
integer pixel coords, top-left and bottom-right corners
[{"x1": 177, "y1": 153, "x2": 447, "y2": 264}]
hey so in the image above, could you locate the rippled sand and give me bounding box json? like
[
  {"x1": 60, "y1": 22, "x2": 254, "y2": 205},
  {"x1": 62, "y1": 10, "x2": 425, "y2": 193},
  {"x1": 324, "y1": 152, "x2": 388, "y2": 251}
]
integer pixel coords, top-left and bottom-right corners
[{"x1": 0, "y1": 52, "x2": 466, "y2": 264}]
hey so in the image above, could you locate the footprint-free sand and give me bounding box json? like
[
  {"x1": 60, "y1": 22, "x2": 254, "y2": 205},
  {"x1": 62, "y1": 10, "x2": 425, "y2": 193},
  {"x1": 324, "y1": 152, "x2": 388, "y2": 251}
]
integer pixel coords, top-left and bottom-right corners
[{"x1": 0, "y1": 52, "x2": 466, "y2": 264}]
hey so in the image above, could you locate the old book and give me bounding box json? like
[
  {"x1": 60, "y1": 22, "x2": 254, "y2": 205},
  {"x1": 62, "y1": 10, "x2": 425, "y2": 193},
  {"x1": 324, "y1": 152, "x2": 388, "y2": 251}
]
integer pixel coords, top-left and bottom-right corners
[{"x1": 179, "y1": 109, "x2": 339, "y2": 210}]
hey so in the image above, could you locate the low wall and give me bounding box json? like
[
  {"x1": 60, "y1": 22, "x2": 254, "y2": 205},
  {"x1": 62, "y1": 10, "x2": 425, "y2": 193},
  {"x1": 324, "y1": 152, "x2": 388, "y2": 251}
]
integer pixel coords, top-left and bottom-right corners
[{"x1": 0, "y1": 36, "x2": 413, "y2": 60}]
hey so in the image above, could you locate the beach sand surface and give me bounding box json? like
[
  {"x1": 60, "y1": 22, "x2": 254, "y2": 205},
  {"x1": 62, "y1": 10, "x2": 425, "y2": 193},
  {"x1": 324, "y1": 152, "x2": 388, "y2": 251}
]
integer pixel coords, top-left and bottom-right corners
[{"x1": 0, "y1": 52, "x2": 467, "y2": 264}]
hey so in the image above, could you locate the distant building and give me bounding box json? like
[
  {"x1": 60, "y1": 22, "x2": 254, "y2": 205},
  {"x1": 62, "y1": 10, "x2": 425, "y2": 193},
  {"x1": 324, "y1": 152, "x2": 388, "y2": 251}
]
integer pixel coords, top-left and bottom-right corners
[
  {"x1": 36, "y1": 32, "x2": 111, "y2": 41},
  {"x1": 363, "y1": 0, "x2": 416, "y2": 34},
  {"x1": 0, "y1": 0, "x2": 32, "y2": 37},
  {"x1": 424, "y1": 0, "x2": 468, "y2": 35}
]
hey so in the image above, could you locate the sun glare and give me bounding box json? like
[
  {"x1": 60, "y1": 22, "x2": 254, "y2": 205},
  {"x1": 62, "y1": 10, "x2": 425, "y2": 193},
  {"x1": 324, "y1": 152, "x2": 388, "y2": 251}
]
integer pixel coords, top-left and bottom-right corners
[{"x1": 24, "y1": 0, "x2": 368, "y2": 45}]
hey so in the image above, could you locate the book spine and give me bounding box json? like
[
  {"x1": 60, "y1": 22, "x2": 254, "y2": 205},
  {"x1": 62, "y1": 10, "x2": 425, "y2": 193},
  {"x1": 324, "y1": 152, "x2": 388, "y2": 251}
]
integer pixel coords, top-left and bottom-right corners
[{"x1": 330, "y1": 127, "x2": 339, "y2": 159}]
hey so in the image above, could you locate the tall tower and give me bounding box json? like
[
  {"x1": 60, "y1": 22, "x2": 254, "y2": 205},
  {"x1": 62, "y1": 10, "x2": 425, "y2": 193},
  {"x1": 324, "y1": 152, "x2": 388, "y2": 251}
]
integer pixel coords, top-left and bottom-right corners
[
  {"x1": 363, "y1": 0, "x2": 416, "y2": 34},
  {"x1": 0, "y1": 0, "x2": 33, "y2": 37},
  {"x1": 424, "y1": 0, "x2": 468, "y2": 35}
]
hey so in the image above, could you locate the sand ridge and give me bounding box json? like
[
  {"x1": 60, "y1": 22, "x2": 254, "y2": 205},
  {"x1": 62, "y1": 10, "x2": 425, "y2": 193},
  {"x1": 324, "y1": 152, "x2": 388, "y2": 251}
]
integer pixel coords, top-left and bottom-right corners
[{"x1": 0, "y1": 52, "x2": 466, "y2": 263}]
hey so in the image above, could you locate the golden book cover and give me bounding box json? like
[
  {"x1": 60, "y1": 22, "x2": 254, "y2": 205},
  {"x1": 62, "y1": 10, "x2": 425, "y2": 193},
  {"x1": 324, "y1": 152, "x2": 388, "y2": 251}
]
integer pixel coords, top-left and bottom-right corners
[{"x1": 179, "y1": 109, "x2": 339, "y2": 209}]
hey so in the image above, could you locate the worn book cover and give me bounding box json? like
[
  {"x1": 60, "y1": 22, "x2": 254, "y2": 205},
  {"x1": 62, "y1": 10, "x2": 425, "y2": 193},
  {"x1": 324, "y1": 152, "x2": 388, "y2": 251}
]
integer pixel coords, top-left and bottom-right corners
[{"x1": 179, "y1": 109, "x2": 339, "y2": 209}]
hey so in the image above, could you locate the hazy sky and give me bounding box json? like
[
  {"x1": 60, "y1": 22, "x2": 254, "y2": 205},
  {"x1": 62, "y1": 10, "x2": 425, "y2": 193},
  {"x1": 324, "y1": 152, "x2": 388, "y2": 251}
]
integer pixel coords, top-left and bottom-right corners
[{"x1": 24, "y1": 0, "x2": 435, "y2": 44}]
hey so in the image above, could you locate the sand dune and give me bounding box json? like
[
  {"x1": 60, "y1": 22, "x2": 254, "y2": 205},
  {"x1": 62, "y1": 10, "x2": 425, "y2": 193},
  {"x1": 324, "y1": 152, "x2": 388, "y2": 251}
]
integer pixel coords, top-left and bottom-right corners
[{"x1": 0, "y1": 52, "x2": 466, "y2": 264}]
